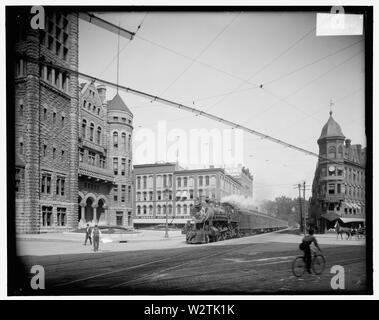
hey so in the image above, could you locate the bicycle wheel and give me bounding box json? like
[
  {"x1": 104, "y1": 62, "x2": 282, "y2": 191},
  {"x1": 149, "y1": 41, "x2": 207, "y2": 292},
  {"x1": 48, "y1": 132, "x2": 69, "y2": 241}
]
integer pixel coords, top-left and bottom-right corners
[
  {"x1": 292, "y1": 256, "x2": 305, "y2": 277},
  {"x1": 312, "y1": 254, "x2": 326, "y2": 275}
]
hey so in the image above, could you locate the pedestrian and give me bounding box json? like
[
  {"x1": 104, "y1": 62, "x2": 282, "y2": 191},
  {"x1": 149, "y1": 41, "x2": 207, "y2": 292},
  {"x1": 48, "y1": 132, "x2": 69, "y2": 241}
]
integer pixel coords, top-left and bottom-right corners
[
  {"x1": 83, "y1": 224, "x2": 92, "y2": 246},
  {"x1": 91, "y1": 225, "x2": 102, "y2": 252}
]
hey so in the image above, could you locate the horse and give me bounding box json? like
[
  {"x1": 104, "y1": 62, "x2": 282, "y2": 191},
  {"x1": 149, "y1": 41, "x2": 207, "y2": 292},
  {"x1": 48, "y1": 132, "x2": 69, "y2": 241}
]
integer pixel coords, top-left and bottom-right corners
[{"x1": 335, "y1": 222, "x2": 352, "y2": 240}]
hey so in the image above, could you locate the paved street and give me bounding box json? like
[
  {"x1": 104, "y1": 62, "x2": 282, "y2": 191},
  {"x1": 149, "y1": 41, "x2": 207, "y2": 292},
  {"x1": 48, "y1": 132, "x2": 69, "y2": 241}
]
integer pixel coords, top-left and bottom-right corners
[{"x1": 15, "y1": 230, "x2": 367, "y2": 295}]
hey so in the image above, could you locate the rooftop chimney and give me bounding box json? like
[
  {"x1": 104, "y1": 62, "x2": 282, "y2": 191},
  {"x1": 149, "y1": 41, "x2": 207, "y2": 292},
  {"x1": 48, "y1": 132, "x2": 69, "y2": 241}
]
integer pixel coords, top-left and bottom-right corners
[{"x1": 97, "y1": 85, "x2": 107, "y2": 104}]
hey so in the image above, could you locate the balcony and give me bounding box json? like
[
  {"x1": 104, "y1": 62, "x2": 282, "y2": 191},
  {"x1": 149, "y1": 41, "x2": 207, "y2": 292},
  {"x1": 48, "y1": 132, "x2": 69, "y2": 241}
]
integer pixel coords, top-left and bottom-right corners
[
  {"x1": 318, "y1": 193, "x2": 345, "y2": 202},
  {"x1": 79, "y1": 137, "x2": 106, "y2": 154},
  {"x1": 78, "y1": 162, "x2": 114, "y2": 183}
]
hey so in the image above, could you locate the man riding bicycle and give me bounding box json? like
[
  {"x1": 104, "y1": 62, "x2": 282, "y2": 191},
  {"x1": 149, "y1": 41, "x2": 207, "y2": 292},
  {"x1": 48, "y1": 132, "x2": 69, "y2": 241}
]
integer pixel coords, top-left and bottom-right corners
[{"x1": 300, "y1": 228, "x2": 322, "y2": 274}]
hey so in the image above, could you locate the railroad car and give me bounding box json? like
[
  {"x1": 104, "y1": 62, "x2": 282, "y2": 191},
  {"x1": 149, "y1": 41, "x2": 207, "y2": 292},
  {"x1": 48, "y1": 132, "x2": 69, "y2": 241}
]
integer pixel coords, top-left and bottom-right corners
[{"x1": 184, "y1": 199, "x2": 288, "y2": 244}]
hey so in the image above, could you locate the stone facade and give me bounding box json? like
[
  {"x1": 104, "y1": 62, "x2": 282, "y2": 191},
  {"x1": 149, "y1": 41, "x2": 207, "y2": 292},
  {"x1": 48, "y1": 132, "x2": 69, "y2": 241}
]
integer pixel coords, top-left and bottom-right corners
[
  {"x1": 13, "y1": 9, "x2": 133, "y2": 233},
  {"x1": 133, "y1": 163, "x2": 244, "y2": 228},
  {"x1": 309, "y1": 112, "x2": 366, "y2": 233}
]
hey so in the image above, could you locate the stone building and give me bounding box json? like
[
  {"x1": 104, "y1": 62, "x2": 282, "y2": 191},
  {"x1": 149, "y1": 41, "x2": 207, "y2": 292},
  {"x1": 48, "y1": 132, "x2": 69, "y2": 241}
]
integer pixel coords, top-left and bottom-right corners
[
  {"x1": 309, "y1": 112, "x2": 366, "y2": 233},
  {"x1": 133, "y1": 163, "x2": 244, "y2": 228},
  {"x1": 13, "y1": 8, "x2": 133, "y2": 233}
]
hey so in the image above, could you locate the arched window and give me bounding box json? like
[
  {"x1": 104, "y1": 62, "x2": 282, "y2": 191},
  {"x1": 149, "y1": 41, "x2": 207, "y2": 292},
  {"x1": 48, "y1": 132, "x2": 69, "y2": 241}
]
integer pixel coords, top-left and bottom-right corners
[
  {"x1": 143, "y1": 205, "x2": 147, "y2": 214},
  {"x1": 338, "y1": 145, "x2": 343, "y2": 157},
  {"x1": 168, "y1": 205, "x2": 172, "y2": 214},
  {"x1": 81, "y1": 119, "x2": 87, "y2": 138},
  {"x1": 89, "y1": 123, "x2": 94, "y2": 141},
  {"x1": 113, "y1": 132, "x2": 118, "y2": 148},
  {"x1": 137, "y1": 205, "x2": 141, "y2": 214},
  {"x1": 163, "y1": 205, "x2": 167, "y2": 214},
  {"x1": 328, "y1": 146, "x2": 336, "y2": 158},
  {"x1": 97, "y1": 126, "x2": 101, "y2": 144},
  {"x1": 157, "y1": 205, "x2": 161, "y2": 215},
  {"x1": 177, "y1": 204, "x2": 181, "y2": 215},
  {"x1": 183, "y1": 204, "x2": 187, "y2": 215},
  {"x1": 128, "y1": 135, "x2": 131, "y2": 150},
  {"x1": 122, "y1": 132, "x2": 126, "y2": 149},
  {"x1": 149, "y1": 205, "x2": 153, "y2": 215},
  {"x1": 88, "y1": 102, "x2": 91, "y2": 110},
  {"x1": 83, "y1": 100, "x2": 86, "y2": 108}
]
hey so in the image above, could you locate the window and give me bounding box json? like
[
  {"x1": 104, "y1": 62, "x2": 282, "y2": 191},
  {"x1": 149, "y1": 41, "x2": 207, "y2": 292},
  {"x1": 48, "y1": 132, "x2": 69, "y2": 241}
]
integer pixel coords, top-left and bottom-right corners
[
  {"x1": 163, "y1": 175, "x2": 167, "y2": 188},
  {"x1": 15, "y1": 168, "x2": 22, "y2": 193},
  {"x1": 122, "y1": 118, "x2": 126, "y2": 122},
  {"x1": 114, "y1": 185, "x2": 118, "y2": 201},
  {"x1": 183, "y1": 177, "x2": 188, "y2": 187},
  {"x1": 81, "y1": 119, "x2": 87, "y2": 138},
  {"x1": 43, "y1": 144, "x2": 47, "y2": 157},
  {"x1": 157, "y1": 205, "x2": 161, "y2": 215},
  {"x1": 113, "y1": 116, "x2": 119, "y2": 121},
  {"x1": 137, "y1": 192, "x2": 141, "y2": 201},
  {"x1": 149, "y1": 205, "x2": 153, "y2": 215},
  {"x1": 19, "y1": 138, "x2": 24, "y2": 155},
  {"x1": 79, "y1": 148, "x2": 84, "y2": 162},
  {"x1": 157, "y1": 191, "x2": 161, "y2": 200},
  {"x1": 42, "y1": 206, "x2": 53, "y2": 226},
  {"x1": 61, "y1": 114, "x2": 65, "y2": 127},
  {"x1": 19, "y1": 103, "x2": 24, "y2": 118},
  {"x1": 116, "y1": 212, "x2": 123, "y2": 226},
  {"x1": 137, "y1": 206, "x2": 141, "y2": 214},
  {"x1": 128, "y1": 186, "x2": 131, "y2": 202},
  {"x1": 57, "y1": 207, "x2": 66, "y2": 226},
  {"x1": 113, "y1": 132, "x2": 118, "y2": 148},
  {"x1": 89, "y1": 123, "x2": 94, "y2": 141},
  {"x1": 177, "y1": 205, "x2": 181, "y2": 215},
  {"x1": 53, "y1": 111, "x2": 56, "y2": 125},
  {"x1": 143, "y1": 206, "x2": 147, "y2": 214},
  {"x1": 121, "y1": 158, "x2": 126, "y2": 176},
  {"x1": 149, "y1": 191, "x2": 153, "y2": 201},
  {"x1": 337, "y1": 168, "x2": 343, "y2": 176},
  {"x1": 41, "y1": 174, "x2": 51, "y2": 194},
  {"x1": 97, "y1": 127, "x2": 102, "y2": 144},
  {"x1": 190, "y1": 189, "x2": 194, "y2": 199},
  {"x1": 88, "y1": 152, "x2": 95, "y2": 165},
  {"x1": 61, "y1": 149, "x2": 65, "y2": 161},
  {"x1": 328, "y1": 184, "x2": 335, "y2": 195},
  {"x1": 183, "y1": 205, "x2": 187, "y2": 215},
  {"x1": 122, "y1": 133, "x2": 126, "y2": 149},
  {"x1": 121, "y1": 185, "x2": 126, "y2": 203},
  {"x1": 56, "y1": 176, "x2": 65, "y2": 196},
  {"x1": 137, "y1": 176, "x2": 141, "y2": 189},
  {"x1": 328, "y1": 165, "x2": 336, "y2": 176},
  {"x1": 199, "y1": 176, "x2": 203, "y2": 186},
  {"x1": 143, "y1": 176, "x2": 147, "y2": 189},
  {"x1": 328, "y1": 146, "x2": 336, "y2": 158},
  {"x1": 205, "y1": 176, "x2": 210, "y2": 186},
  {"x1": 177, "y1": 177, "x2": 182, "y2": 188},
  {"x1": 337, "y1": 184, "x2": 341, "y2": 194},
  {"x1": 113, "y1": 158, "x2": 118, "y2": 175},
  {"x1": 99, "y1": 155, "x2": 106, "y2": 168},
  {"x1": 143, "y1": 192, "x2": 147, "y2": 201},
  {"x1": 15, "y1": 58, "x2": 27, "y2": 77},
  {"x1": 43, "y1": 107, "x2": 48, "y2": 121}
]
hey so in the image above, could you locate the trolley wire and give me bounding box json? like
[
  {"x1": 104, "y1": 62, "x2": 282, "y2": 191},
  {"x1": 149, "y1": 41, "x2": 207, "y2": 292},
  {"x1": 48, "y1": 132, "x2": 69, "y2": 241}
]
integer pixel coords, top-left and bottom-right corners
[{"x1": 20, "y1": 53, "x2": 352, "y2": 166}]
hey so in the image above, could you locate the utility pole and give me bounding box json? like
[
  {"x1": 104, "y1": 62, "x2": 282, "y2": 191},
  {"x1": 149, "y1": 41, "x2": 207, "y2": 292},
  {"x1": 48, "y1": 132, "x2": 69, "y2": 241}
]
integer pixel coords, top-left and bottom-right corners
[
  {"x1": 303, "y1": 181, "x2": 307, "y2": 235},
  {"x1": 298, "y1": 184, "x2": 303, "y2": 233}
]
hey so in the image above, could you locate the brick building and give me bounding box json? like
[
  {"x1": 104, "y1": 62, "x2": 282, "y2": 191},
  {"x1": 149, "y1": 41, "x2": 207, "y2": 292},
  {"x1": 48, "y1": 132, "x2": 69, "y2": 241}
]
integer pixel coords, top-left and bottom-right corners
[
  {"x1": 133, "y1": 163, "x2": 245, "y2": 228},
  {"x1": 13, "y1": 9, "x2": 133, "y2": 233},
  {"x1": 225, "y1": 165, "x2": 254, "y2": 198},
  {"x1": 309, "y1": 112, "x2": 366, "y2": 233}
]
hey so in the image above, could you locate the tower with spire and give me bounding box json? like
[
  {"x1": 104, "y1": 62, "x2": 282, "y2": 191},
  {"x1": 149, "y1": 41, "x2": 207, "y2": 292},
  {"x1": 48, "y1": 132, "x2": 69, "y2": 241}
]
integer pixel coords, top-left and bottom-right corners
[{"x1": 309, "y1": 112, "x2": 366, "y2": 233}]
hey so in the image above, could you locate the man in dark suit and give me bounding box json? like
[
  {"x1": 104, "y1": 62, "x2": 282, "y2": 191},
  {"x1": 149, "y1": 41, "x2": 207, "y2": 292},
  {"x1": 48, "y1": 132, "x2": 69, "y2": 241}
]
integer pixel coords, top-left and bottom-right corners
[{"x1": 83, "y1": 224, "x2": 92, "y2": 245}]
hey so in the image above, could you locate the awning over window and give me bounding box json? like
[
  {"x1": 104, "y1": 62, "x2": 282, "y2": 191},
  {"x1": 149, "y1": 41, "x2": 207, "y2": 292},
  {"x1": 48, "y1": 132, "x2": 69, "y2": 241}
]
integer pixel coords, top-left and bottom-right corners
[
  {"x1": 339, "y1": 217, "x2": 365, "y2": 223},
  {"x1": 321, "y1": 212, "x2": 341, "y2": 221},
  {"x1": 344, "y1": 202, "x2": 353, "y2": 209}
]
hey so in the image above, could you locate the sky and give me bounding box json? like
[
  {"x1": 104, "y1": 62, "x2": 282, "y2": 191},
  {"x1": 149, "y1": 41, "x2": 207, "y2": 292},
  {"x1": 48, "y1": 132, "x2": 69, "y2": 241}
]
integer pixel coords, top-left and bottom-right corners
[{"x1": 78, "y1": 10, "x2": 365, "y2": 203}]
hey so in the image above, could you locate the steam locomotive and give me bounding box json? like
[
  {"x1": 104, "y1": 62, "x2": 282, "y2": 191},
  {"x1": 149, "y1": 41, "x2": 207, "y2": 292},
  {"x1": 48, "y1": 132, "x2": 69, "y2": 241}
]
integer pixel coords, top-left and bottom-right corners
[{"x1": 183, "y1": 199, "x2": 288, "y2": 244}]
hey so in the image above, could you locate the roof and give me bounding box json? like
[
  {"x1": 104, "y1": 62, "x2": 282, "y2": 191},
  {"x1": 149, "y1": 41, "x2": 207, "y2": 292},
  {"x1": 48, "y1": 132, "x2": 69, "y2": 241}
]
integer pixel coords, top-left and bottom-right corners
[
  {"x1": 107, "y1": 93, "x2": 133, "y2": 116},
  {"x1": 318, "y1": 111, "x2": 345, "y2": 140}
]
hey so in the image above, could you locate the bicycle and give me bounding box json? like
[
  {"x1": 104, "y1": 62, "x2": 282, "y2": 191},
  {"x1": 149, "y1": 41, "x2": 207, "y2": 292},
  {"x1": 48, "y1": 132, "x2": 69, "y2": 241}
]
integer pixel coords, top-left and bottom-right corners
[{"x1": 292, "y1": 252, "x2": 326, "y2": 277}]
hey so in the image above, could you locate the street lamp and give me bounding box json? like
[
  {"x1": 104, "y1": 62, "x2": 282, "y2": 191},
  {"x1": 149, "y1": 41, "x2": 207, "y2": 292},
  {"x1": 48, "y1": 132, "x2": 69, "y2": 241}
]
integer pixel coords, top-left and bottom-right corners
[{"x1": 164, "y1": 188, "x2": 170, "y2": 238}]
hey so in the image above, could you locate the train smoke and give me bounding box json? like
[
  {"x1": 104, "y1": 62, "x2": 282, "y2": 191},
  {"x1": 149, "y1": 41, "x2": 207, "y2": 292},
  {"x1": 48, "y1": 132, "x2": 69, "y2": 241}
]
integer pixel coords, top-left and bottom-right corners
[{"x1": 221, "y1": 194, "x2": 258, "y2": 210}]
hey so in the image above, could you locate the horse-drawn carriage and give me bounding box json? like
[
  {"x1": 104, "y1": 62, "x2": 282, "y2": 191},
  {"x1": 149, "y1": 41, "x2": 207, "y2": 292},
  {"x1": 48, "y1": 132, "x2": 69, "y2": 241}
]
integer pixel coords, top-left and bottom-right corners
[{"x1": 335, "y1": 221, "x2": 365, "y2": 239}]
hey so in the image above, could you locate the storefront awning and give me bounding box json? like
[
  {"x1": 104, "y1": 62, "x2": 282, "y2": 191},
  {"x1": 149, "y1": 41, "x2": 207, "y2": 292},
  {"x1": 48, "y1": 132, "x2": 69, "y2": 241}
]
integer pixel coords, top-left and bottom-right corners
[
  {"x1": 339, "y1": 217, "x2": 365, "y2": 223},
  {"x1": 345, "y1": 202, "x2": 353, "y2": 209},
  {"x1": 321, "y1": 212, "x2": 341, "y2": 221}
]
